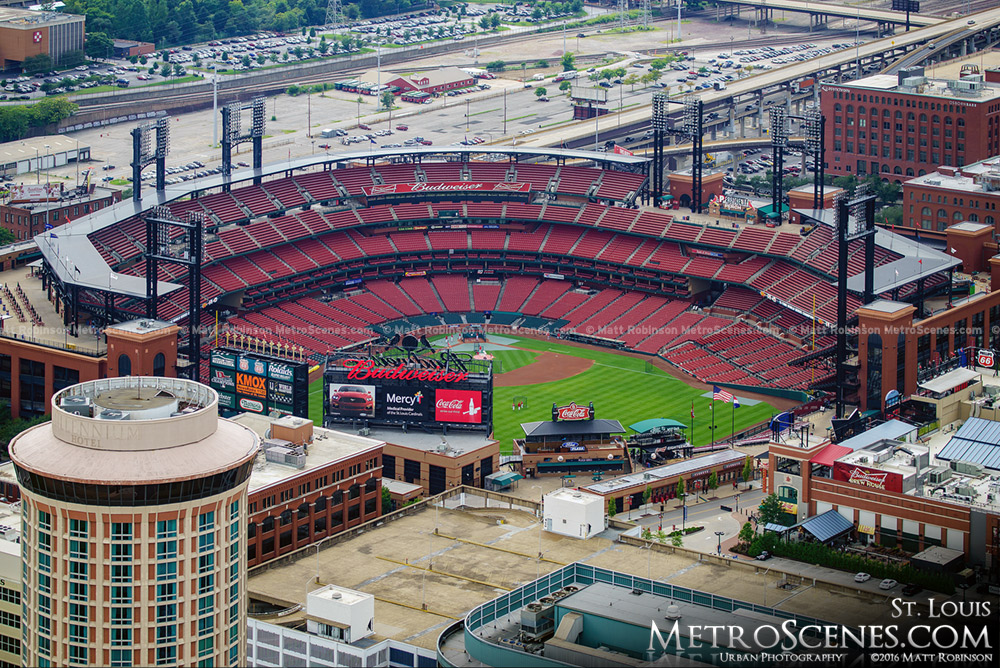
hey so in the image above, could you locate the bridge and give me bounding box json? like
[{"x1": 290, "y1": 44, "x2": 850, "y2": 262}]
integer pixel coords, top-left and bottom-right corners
[
  {"x1": 516, "y1": 6, "x2": 1000, "y2": 150},
  {"x1": 714, "y1": 0, "x2": 942, "y2": 29}
]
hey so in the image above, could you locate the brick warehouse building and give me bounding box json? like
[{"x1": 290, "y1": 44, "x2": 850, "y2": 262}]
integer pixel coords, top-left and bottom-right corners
[
  {"x1": 1, "y1": 185, "x2": 121, "y2": 241},
  {"x1": 900, "y1": 156, "x2": 1000, "y2": 238},
  {"x1": 0, "y1": 8, "x2": 85, "y2": 71},
  {"x1": 820, "y1": 67, "x2": 1000, "y2": 180}
]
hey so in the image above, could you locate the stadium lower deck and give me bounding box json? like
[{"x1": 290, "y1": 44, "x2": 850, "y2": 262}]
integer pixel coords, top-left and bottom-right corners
[{"x1": 41, "y1": 153, "x2": 955, "y2": 394}]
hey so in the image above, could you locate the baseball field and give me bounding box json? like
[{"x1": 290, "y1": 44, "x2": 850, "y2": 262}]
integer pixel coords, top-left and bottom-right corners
[{"x1": 309, "y1": 334, "x2": 776, "y2": 452}]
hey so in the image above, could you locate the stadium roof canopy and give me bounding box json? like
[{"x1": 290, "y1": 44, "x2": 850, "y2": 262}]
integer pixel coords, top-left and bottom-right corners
[
  {"x1": 520, "y1": 419, "x2": 625, "y2": 438},
  {"x1": 629, "y1": 418, "x2": 687, "y2": 433},
  {"x1": 34, "y1": 146, "x2": 647, "y2": 300}
]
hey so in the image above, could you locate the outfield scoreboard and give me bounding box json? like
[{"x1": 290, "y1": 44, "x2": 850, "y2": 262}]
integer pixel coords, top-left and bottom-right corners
[
  {"x1": 323, "y1": 351, "x2": 493, "y2": 433},
  {"x1": 208, "y1": 347, "x2": 310, "y2": 418}
]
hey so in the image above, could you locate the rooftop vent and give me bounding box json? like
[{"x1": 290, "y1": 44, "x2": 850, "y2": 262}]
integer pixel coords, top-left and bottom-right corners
[{"x1": 665, "y1": 604, "x2": 682, "y2": 620}]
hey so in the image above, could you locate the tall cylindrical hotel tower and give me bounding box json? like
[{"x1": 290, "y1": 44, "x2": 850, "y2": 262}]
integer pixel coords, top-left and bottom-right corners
[{"x1": 9, "y1": 377, "x2": 259, "y2": 667}]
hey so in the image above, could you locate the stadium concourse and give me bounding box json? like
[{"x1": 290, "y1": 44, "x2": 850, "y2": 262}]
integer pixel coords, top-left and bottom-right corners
[{"x1": 34, "y1": 146, "x2": 955, "y2": 397}]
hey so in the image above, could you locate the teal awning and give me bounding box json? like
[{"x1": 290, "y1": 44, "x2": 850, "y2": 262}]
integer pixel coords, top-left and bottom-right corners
[
  {"x1": 629, "y1": 418, "x2": 688, "y2": 433},
  {"x1": 486, "y1": 472, "x2": 523, "y2": 485}
]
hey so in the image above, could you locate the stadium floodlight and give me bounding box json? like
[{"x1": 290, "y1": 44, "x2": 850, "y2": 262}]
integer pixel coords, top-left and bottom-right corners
[
  {"x1": 682, "y1": 96, "x2": 700, "y2": 137},
  {"x1": 138, "y1": 123, "x2": 154, "y2": 164},
  {"x1": 769, "y1": 106, "x2": 788, "y2": 148},
  {"x1": 652, "y1": 93, "x2": 669, "y2": 130},
  {"x1": 804, "y1": 107, "x2": 823, "y2": 154},
  {"x1": 251, "y1": 98, "x2": 266, "y2": 138},
  {"x1": 155, "y1": 117, "x2": 170, "y2": 159},
  {"x1": 227, "y1": 102, "x2": 242, "y2": 141}
]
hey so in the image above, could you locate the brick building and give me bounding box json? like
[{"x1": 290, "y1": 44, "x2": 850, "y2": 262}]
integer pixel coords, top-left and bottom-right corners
[
  {"x1": 383, "y1": 67, "x2": 475, "y2": 95},
  {"x1": 230, "y1": 414, "x2": 384, "y2": 568},
  {"x1": 0, "y1": 8, "x2": 86, "y2": 71},
  {"x1": 820, "y1": 67, "x2": 1000, "y2": 180},
  {"x1": 901, "y1": 156, "x2": 1000, "y2": 238},
  {"x1": 1, "y1": 185, "x2": 120, "y2": 241}
]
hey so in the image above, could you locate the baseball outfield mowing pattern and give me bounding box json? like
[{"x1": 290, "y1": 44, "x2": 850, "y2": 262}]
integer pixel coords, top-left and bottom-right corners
[{"x1": 308, "y1": 336, "x2": 775, "y2": 453}]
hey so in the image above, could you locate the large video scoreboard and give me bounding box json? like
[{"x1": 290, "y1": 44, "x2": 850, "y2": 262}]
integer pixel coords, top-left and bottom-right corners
[
  {"x1": 323, "y1": 351, "x2": 493, "y2": 433},
  {"x1": 208, "y1": 347, "x2": 310, "y2": 418}
]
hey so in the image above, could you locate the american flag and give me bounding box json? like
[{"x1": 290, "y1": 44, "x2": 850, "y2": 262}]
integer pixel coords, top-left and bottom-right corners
[{"x1": 712, "y1": 386, "x2": 733, "y2": 403}]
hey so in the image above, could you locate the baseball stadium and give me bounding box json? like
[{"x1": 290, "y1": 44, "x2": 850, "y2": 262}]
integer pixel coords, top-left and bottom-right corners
[{"x1": 27, "y1": 138, "x2": 959, "y2": 452}]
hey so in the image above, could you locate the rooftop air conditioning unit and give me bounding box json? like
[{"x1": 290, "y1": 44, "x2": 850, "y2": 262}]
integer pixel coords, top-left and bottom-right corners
[{"x1": 97, "y1": 410, "x2": 129, "y2": 421}]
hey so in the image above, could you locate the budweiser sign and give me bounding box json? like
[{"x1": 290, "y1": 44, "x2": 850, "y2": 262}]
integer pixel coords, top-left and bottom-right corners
[
  {"x1": 435, "y1": 389, "x2": 482, "y2": 423},
  {"x1": 344, "y1": 359, "x2": 470, "y2": 383},
  {"x1": 847, "y1": 467, "x2": 889, "y2": 489},
  {"x1": 361, "y1": 182, "x2": 530, "y2": 196},
  {"x1": 552, "y1": 401, "x2": 594, "y2": 421}
]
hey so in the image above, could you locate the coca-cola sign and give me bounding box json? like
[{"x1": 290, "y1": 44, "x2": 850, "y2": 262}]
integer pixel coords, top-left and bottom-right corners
[
  {"x1": 435, "y1": 389, "x2": 482, "y2": 424},
  {"x1": 552, "y1": 402, "x2": 594, "y2": 422},
  {"x1": 362, "y1": 182, "x2": 530, "y2": 196}
]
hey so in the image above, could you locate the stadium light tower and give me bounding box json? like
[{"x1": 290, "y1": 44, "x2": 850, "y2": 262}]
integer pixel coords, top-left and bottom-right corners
[
  {"x1": 650, "y1": 93, "x2": 704, "y2": 213},
  {"x1": 768, "y1": 105, "x2": 788, "y2": 223},
  {"x1": 130, "y1": 119, "x2": 170, "y2": 202}
]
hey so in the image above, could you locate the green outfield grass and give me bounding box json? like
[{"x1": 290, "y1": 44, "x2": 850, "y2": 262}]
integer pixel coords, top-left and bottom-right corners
[
  {"x1": 489, "y1": 349, "x2": 537, "y2": 374},
  {"x1": 491, "y1": 337, "x2": 774, "y2": 453},
  {"x1": 307, "y1": 337, "x2": 775, "y2": 451}
]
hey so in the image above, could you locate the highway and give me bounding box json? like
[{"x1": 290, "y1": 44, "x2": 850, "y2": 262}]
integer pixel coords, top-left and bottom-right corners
[
  {"x1": 516, "y1": 6, "x2": 1000, "y2": 150},
  {"x1": 715, "y1": 0, "x2": 942, "y2": 27}
]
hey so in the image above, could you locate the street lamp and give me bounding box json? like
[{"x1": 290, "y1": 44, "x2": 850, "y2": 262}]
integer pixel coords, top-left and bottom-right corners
[{"x1": 715, "y1": 531, "x2": 725, "y2": 555}]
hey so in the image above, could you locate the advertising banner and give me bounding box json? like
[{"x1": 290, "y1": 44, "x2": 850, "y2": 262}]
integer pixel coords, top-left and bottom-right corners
[
  {"x1": 435, "y1": 389, "x2": 482, "y2": 424},
  {"x1": 237, "y1": 396, "x2": 267, "y2": 414},
  {"x1": 211, "y1": 349, "x2": 237, "y2": 370},
  {"x1": 267, "y1": 378, "x2": 296, "y2": 406},
  {"x1": 381, "y1": 386, "x2": 430, "y2": 421},
  {"x1": 209, "y1": 368, "x2": 236, "y2": 393},
  {"x1": 362, "y1": 182, "x2": 529, "y2": 196},
  {"x1": 237, "y1": 355, "x2": 268, "y2": 377},
  {"x1": 268, "y1": 361, "x2": 297, "y2": 383},
  {"x1": 216, "y1": 392, "x2": 236, "y2": 411},
  {"x1": 832, "y1": 461, "x2": 903, "y2": 493},
  {"x1": 328, "y1": 383, "x2": 376, "y2": 418},
  {"x1": 236, "y1": 372, "x2": 268, "y2": 400}
]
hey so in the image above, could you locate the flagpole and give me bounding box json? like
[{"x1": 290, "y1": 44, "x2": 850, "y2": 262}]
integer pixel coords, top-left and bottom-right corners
[
  {"x1": 731, "y1": 400, "x2": 735, "y2": 445},
  {"x1": 690, "y1": 400, "x2": 694, "y2": 447},
  {"x1": 711, "y1": 397, "x2": 716, "y2": 446}
]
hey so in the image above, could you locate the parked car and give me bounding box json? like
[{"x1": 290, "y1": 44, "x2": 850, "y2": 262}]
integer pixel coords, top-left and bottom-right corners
[
  {"x1": 358, "y1": 123, "x2": 371, "y2": 130},
  {"x1": 396, "y1": 124, "x2": 409, "y2": 131},
  {"x1": 854, "y1": 573, "x2": 871, "y2": 583},
  {"x1": 755, "y1": 551, "x2": 772, "y2": 561},
  {"x1": 878, "y1": 579, "x2": 898, "y2": 590},
  {"x1": 901, "y1": 583, "x2": 922, "y2": 596}
]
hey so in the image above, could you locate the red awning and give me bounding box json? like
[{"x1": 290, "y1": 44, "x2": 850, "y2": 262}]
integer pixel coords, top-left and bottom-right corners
[{"x1": 810, "y1": 443, "x2": 852, "y2": 468}]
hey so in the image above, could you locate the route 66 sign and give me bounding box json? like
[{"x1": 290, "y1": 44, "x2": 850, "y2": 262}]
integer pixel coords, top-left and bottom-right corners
[{"x1": 978, "y1": 349, "x2": 995, "y2": 368}]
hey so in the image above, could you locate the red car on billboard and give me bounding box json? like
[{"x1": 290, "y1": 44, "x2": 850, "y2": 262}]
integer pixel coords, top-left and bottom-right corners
[
  {"x1": 435, "y1": 389, "x2": 482, "y2": 424},
  {"x1": 329, "y1": 384, "x2": 375, "y2": 417}
]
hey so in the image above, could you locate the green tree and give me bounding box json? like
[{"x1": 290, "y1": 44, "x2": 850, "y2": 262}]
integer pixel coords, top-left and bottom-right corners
[
  {"x1": 532, "y1": 6, "x2": 543, "y2": 20},
  {"x1": 742, "y1": 457, "x2": 753, "y2": 486},
  {"x1": 256, "y1": 54, "x2": 266, "y2": 65},
  {"x1": 536, "y1": 60, "x2": 548, "y2": 69},
  {"x1": 757, "y1": 493, "x2": 786, "y2": 526},
  {"x1": 707, "y1": 471, "x2": 718, "y2": 492},
  {"x1": 558, "y1": 80, "x2": 571, "y2": 92},
  {"x1": 670, "y1": 533, "x2": 683, "y2": 547},
  {"x1": 624, "y1": 74, "x2": 639, "y2": 90},
  {"x1": 172, "y1": 63, "x2": 184, "y2": 77},
  {"x1": 160, "y1": 63, "x2": 171, "y2": 77},
  {"x1": 479, "y1": 16, "x2": 490, "y2": 31},
  {"x1": 490, "y1": 13, "x2": 501, "y2": 29},
  {"x1": 607, "y1": 498, "x2": 616, "y2": 518},
  {"x1": 293, "y1": 46, "x2": 304, "y2": 60},
  {"x1": 28, "y1": 96, "x2": 78, "y2": 126},
  {"x1": 643, "y1": 484, "x2": 652, "y2": 506},
  {"x1": 738, "y1": 522, "x2": 755, "y2": 547},
  {"x1": 381, "y1": 486, "x2": 393, "y2": 513},
  {"x1": 0, "y1": 228, "x2": 13, "y2": 246},
  {"x1": 0, "y1": 106, "x2": 32, "y2": 142},
  {"x1": 676, "y1": 476, "x2": 686, "y2": 498},
  {"x1": 269, "y1": 53, "x2": 278, "y2": 63},
  {"x1": 534, "y1": 87, "x2": 547, "y2": 98},
  {"x1": 882, "y1": 205, "x2": 903, "y2": 227},
  {"x1": 655, "y1": 529, "x2": 668, "y2": 544},
  {"x1": 241, "y1": 54, "x2": 251, "y2": 68},
  {"x1": 561, "y1": 52, "x2": 575, "y2": 72},
  {"x1": 318, "y1": 37, "x2": 329, "y2": 54},
  {"x1": 85, "y1": 31, "x2": 114, "y2": 59},
  {"x1": 22, "y1": 54, "x2": 53, "y2": 75},
  {"x1": 485, "y1": 60, "x2": 505, "y2": 72},
  {"x1": 380, "y1": 90, "x2": 394, "y2": 111}
]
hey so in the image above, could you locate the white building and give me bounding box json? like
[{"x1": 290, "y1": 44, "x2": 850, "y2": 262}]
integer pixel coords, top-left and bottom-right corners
[{"x1": 542, "y1": 488, "x2": 606, "y2": 539}]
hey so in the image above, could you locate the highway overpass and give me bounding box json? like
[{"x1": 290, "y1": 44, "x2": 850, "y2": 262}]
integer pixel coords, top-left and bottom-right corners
[
  {"x1": 515, "y1": 6, "x2": 1000, "y2": 150},
  {"x1": 715, "y1": 0, "x2": 942, "y2": 28}
]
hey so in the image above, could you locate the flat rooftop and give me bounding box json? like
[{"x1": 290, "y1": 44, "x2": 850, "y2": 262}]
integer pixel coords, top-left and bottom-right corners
[
  {"x1": 246, "y1": 493, "x2": 911, "y2": 652},
  {"x1": 230, "y1": 413, "x2": 383, "y2": 492},
  {"x1": 368, "y1": 427, "x2": 496, "y2": 457},
  {"x1": 584, "y1": 449, "x2": 746, "y2": 495},
  {"x1": 845, "y1": 73, "x2": 1000, "y2": 102}
]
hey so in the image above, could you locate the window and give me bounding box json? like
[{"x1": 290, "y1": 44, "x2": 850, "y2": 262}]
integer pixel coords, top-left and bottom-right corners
[
  {"x1": 111, "y1": 522, "x2": 132, "y2": 541},
  {"x1": 199, "y1": 553, "x2": 214, "y2": 573},
  {"x1": 230, "y1": 500, "x2": 239, "y2": 521},
  {"x1": 38, "y1": 573, "x2": 51, "y2": 593},
  {"x1": 118, "y1": 353, "x2": 132, "y2": 377},
  {"x1": 110, "y1": 649, "x2": 132, "y2": 666},
  {"x1": 69, "y1": 644, "x2": 88, "y2": 665},
  {"x1": 156, "y1": 646, "x2": 177, "y2": 666},
  {"x1": 69, "y1": 624, "x2": 88, "y2": 643},
  {"x1": 157, "y1": 583, "x2": 176, "y2": 601},
  {"x1": 69, "y1": 582, "x2": 89, "y2": 602},
  {"x1": 0, "y1": 610, "x2": 20, "y2": 629},
  {"x1": 199, "y1": 511, "x2": 215, "y2": 532},
  {"x1": 199, "y1": 573, "x2": 214, "y2": 594},
  {"x1": 0, "y1": 587, "x2": 20, "y2": 604},
  {"x1": 199, "y1": 533, "x2": 215, "y2": 554},
  {"x1": 156, "y1": 561, "x2": 177, "y2": 581},
  {"x1": 39, "y1": 552, "x2": 51, "y2": 573},
  {"x1": 70, "y1": 539, "x2": 88, "y2": 559},
  {"x1": 38, "y1": 509, "x2": 51, "y2": 531},
  {"x1": 69, "y1": 518, "x2": 88, "y2": 538},
  {"x1": 69, "y1": 560, "x2": 88, "y2": 581},
  {"x1": 111, "y1": 628, "x2": 133, "y2": 647},
  {"x1": 157, "y1": 519, "x2": 177, "y2": 538},
  {"x1": 110, "y1": 606, "x2": 132, "y2": 626},
  {"x1": 111, "y1": 543, "x2": 132, "y2": 562},
  {"x1": 110, "y1": 586, "x2": 131, "y2": 604},
  {"x1": 198, "y1": 636, "x2": 214, "y2": 657},
  {"x1": 111, "y1": 565, "x2": 132, "y2": 583},
  {"x1": 156, "y1": 624, "x2": 177, "y2": 644},
  {"x1": 156, "y1": 603, "x2": 177, "y2": 623},
  {"x1": 153, "y1": 352, "x2": 166, "y2": 377},
  {"x1": 198, "y1": 616, "x2": 214, "y2": 637},
  {"x1": 69, "y1": 602, "x2": 88, "y2": 622},
  {"x1": 157, "y1": 540, "x2": 177, "y2": 560},
  {"x1": 199, "y1": 595, "x2": 213, "y2": 616}
]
